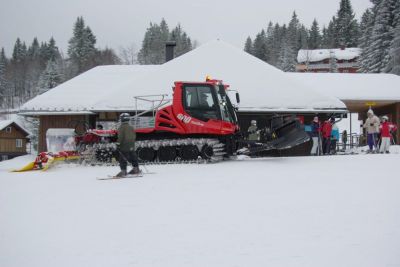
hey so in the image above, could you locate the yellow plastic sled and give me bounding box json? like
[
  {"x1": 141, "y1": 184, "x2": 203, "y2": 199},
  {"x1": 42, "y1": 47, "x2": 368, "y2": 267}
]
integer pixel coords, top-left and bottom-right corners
[{"x1": 11, "y1": 152, "x2": 80, "y2": 172}]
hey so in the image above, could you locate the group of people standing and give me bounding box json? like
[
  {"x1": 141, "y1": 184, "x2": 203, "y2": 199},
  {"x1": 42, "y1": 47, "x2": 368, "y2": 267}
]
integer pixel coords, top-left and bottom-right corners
[
  {"x1": 310, "y1": 116, "x2": 339, "y2": 156},
  {"x1": 310, "y1": 109, "x2": 397, "y2": 156},
  {"x1": 363, "y1": 109, "x2": 397, "y2": 154}
]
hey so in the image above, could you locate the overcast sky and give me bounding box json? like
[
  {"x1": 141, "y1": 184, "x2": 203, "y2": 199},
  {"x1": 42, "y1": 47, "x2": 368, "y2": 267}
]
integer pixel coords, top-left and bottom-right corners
[{"x1": 0, "y1": 0, "x2": 372, "y2": 56}]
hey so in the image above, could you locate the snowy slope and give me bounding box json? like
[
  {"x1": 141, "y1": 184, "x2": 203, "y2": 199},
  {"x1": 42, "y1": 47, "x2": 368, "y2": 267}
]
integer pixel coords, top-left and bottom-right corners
[{"x1": 1, "y1": 152, "x2": 400, "y2": 267}]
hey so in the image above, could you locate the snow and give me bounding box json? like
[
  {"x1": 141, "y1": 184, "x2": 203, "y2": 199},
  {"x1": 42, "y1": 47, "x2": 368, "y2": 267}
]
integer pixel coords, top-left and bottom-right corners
[
  {"x1": 288, "y1": 72, "x2": 400, "y2": 101},
  {"x1": 297, "y1": 48, "x2": 361, "y2": 63},
  {"x1": 0, "y1": 120, "x2": 13, "y2": 130},
  {"x1": 20, "y1": 40, "x2": 346, "y2": 114},
  {"x1": 1, "y1": 152, "x2": 400, "y2": 267},
  {"x1": 20, "y1": 65, "x2": 159, "y2": 113},
  {"x1": 95, "y1": 40, "x2": 346, "y2": 112}
]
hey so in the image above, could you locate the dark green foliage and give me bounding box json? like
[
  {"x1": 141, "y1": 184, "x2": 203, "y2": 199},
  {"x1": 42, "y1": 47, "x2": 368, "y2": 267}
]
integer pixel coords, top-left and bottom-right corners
[{"x1": 138, "y1": 19, "x2": 193, "y2": 64}]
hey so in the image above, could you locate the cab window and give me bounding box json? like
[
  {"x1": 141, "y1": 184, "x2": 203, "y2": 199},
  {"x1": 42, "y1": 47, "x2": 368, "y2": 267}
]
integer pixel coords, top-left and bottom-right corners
[{"x1": 183, "y1": 85, "x2": 220, "y2": 121}]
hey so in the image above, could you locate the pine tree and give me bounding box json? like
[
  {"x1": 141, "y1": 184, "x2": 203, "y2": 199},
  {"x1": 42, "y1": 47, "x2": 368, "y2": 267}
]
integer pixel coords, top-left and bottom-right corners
[
  {"x1": 297, "y1": 24, "x2": 309, "y2": 49},
  {"x1": 27, "y1": 37, "x2": 40, "y2": 59},
  {"x1": 321, "y1": 27, "x2": 328, "y2": 48},
  {"x1": 47, "y1": 37, "x2": 61, "y2": 62},
  {"x1": 335, "y1": 0, "x2": 360, "y2": 47},
  {"x1": 278, "y1": 43, "x2": 296, "y2": 72},
  {"x1": 287, "y1": 11, "x2": 300, "y2": 50},
  {"x1": 138, "y1": 19, "x2": 194, "y2": 64},
  {"x1": 37, "y1": 59, "x2": 63, "y2": 94},
  {"x1": 0, "y1": 48, "x2": 8, "y2": 108},
  {"x1": 138, "y1": 21, "x2": 167, "y2": 64},
  {"x1": 252, "y1": 30, "x2": 268, "y2": 62},
  {"x1": 309, "y1": 19, "x2": 322, "y2": 49},
  {"x1": 10, "y1": 38, "x2": 28, "y2": 107},
  {"x1": 387, "y1": 24, "x2": 400, "y2": 74},
  {"x1": 68, "y1": 16, "x2": 97, "y2": 75},
  {"x1": 12, "y1": 38, "x2": 27, "y2": 63},
  {"x1": 358, "y1": 8, "x2": 375, "y2": 72},
  {"x1": 368, "y1": 0, "x2": 397, "y2": 72},
  {"x1": 94, "y1": 48, "x2": 121, "y2": 65},
  {"x1": 279, "y1": 11, "x2": 300, "y2": 72},
  {"x1": 325, "y1": 17, "x2": 338, "y2": 48},
  {"x1": 244, "y1": 36, "x2": 253, "y2": 54},
  {"x1": 170, "y1": 24, "x2": 193, "y2": 58}
]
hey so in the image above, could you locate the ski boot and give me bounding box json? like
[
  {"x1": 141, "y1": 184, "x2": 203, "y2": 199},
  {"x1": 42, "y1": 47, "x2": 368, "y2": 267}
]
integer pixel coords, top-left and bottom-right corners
[
  {"x1": 128, "y1": 167, "x2": 141, "y2": 175},
  {"x1": 115, "y1": 170, "x2": 127, "y2": 178}
]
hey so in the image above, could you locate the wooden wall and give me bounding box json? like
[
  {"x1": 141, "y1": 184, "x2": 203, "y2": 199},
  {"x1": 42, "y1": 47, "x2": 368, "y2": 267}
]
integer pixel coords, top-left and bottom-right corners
[
  {"x1": 0, "y1": 124, "x2": 28, "y2": 154},
  {"x1": 38, "y1": 115, "x2": 94, "y2": 152}
]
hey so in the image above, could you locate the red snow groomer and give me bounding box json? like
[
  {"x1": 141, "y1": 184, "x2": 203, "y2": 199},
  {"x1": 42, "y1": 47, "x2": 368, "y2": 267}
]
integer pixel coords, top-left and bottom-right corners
[{"x1": 76, "y1": 78, "x2": 310, "y2": 164}]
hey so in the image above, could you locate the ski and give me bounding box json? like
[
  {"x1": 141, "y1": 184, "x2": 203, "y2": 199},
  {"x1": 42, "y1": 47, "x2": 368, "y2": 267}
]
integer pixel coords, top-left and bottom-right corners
[
  {"x1": 96, "y1": 171, "x2": 156, "y2": 180},
  {"x1": 97, "y1": 174, "x2": 143, "y2": 180}
]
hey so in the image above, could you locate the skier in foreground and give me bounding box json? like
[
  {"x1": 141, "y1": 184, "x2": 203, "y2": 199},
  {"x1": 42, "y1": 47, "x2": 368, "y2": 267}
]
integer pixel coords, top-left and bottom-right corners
[{"x1": 115, "y1": 113, "x2": 140, "y2": 177}]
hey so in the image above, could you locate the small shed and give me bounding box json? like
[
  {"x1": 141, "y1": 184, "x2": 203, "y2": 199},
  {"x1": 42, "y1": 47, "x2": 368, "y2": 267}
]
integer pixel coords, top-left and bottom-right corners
[{"x1": 0, "y1": 120, "x2": 30, "y2": 161}]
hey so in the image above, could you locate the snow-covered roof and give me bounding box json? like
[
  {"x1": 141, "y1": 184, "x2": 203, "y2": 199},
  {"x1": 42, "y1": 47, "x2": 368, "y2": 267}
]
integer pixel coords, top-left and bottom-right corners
[
  {"x1": 95, "y1": 40, "x2": 346, "y2": 112},
  {"x1": 21, "y1": 40, "x2": 346, "y2": 114},
  {"x1": 0, "y1": 120, "x2": 30, "y2": 135},
  {"x1": 297, "y1": 48, "x2": 361, "y2": 63},
  {"x1": 288, "y1": 73, "x2": 400, "y2": 101},
  {"x1": 20, "y1": 65, "x2": 159, "y2": 113}
]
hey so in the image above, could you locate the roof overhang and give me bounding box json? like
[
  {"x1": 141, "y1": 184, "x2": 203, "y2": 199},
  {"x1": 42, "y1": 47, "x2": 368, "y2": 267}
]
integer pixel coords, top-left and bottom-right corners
[
  {"x1": 18, "y1": 111, "x2": 95, "y2": 116},
  {"x1": 341, "y1": 100, "x2": 398, "y2": 113},
  {"x1": 238, "y1": 108, "x2": 348, "y2": 114}
]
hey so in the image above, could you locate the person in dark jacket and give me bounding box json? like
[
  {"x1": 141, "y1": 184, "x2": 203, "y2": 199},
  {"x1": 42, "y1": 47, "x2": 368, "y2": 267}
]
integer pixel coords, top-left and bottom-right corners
[
  {"x1": 116, "y1": 113, "x2": 140, "y2": 177},
  {"x1": 310, "y1": 116, "x2": 321, "y2": 155}
]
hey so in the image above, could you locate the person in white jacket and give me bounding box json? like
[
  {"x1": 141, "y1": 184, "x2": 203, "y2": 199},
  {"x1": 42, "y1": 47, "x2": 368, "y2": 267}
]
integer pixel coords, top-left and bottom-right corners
[{"x1": 363, "y1": 109, "x2": 380, "y2": 153}]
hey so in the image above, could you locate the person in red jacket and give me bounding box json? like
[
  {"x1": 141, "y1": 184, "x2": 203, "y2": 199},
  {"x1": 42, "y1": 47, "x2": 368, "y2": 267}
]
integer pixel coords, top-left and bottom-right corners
[
  {"x1": 321, "y1": 118, "x2": 334, "y2": 155},
  {"x1": 379, "y1": 116, "x2": 397, "y2": 153}
]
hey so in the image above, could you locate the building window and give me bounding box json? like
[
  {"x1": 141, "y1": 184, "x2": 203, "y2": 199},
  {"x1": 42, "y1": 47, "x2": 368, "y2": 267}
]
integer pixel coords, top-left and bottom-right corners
[
  {"x1": 1, "y1": 155, "x2": 8, "y2": 161},
  {"x1": 6, "y1": 127, "x2": 12, "y2": 133},
  {"x1": 16, "y1": 139, "x2": 23, "y2": 148}
]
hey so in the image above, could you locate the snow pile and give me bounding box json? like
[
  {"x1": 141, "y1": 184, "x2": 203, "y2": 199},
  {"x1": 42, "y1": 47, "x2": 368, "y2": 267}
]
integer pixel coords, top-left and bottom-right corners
[
  {"x1": 297, "y1": 48, "x2": 361, "y2": 63},
  {"x1": 288, "y1": 72, "x2": 400, "y2": 101},
  {"x1": 1, "y1": 153, "x2": 400, "y2": 267},
  {"x1": 20, "y1": 65, "x2": 158, "y2": 113}
]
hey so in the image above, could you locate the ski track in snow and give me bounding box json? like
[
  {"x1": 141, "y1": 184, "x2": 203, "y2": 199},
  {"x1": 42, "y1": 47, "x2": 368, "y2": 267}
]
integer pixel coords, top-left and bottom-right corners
[{"x1": 1, "y1": 152, "x2": 400, "y2": 267}]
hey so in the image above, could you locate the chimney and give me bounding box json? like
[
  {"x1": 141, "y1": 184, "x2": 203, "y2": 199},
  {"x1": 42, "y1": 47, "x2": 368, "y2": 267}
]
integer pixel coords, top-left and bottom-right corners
[{"x1": 165, "y1": 41, "x2": 176, "y2": 62}]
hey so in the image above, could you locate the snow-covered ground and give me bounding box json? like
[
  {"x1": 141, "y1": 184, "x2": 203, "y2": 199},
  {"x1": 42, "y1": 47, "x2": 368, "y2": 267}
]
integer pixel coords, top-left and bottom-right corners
[{"x1": 1, "y1": 152, "x2": 400, "y2": 267}]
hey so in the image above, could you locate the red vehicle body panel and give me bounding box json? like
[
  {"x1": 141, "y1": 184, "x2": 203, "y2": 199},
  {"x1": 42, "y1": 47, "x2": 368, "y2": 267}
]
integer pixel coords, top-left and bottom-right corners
[{"x1": 81, "y1": 80, "x2": 237, "y2": 142}]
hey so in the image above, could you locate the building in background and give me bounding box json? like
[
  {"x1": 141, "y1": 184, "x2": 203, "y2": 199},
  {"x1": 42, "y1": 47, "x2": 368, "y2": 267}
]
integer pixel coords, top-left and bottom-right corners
[
  {"x1": 0, "y1": 120, "x2": 30, "y2": 161},
  {"x1": 296, "y1": 47, "x2": 361, "y2": 73}
]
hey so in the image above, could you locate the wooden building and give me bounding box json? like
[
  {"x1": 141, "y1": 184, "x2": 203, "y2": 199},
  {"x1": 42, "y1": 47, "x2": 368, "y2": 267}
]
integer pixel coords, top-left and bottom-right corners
[
  {"x1": 0, "y1": 120, "x2": 30, "y2": 161},
  {"x1": 19, "y1": 40, "x2": 347, "y2": 153}
]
